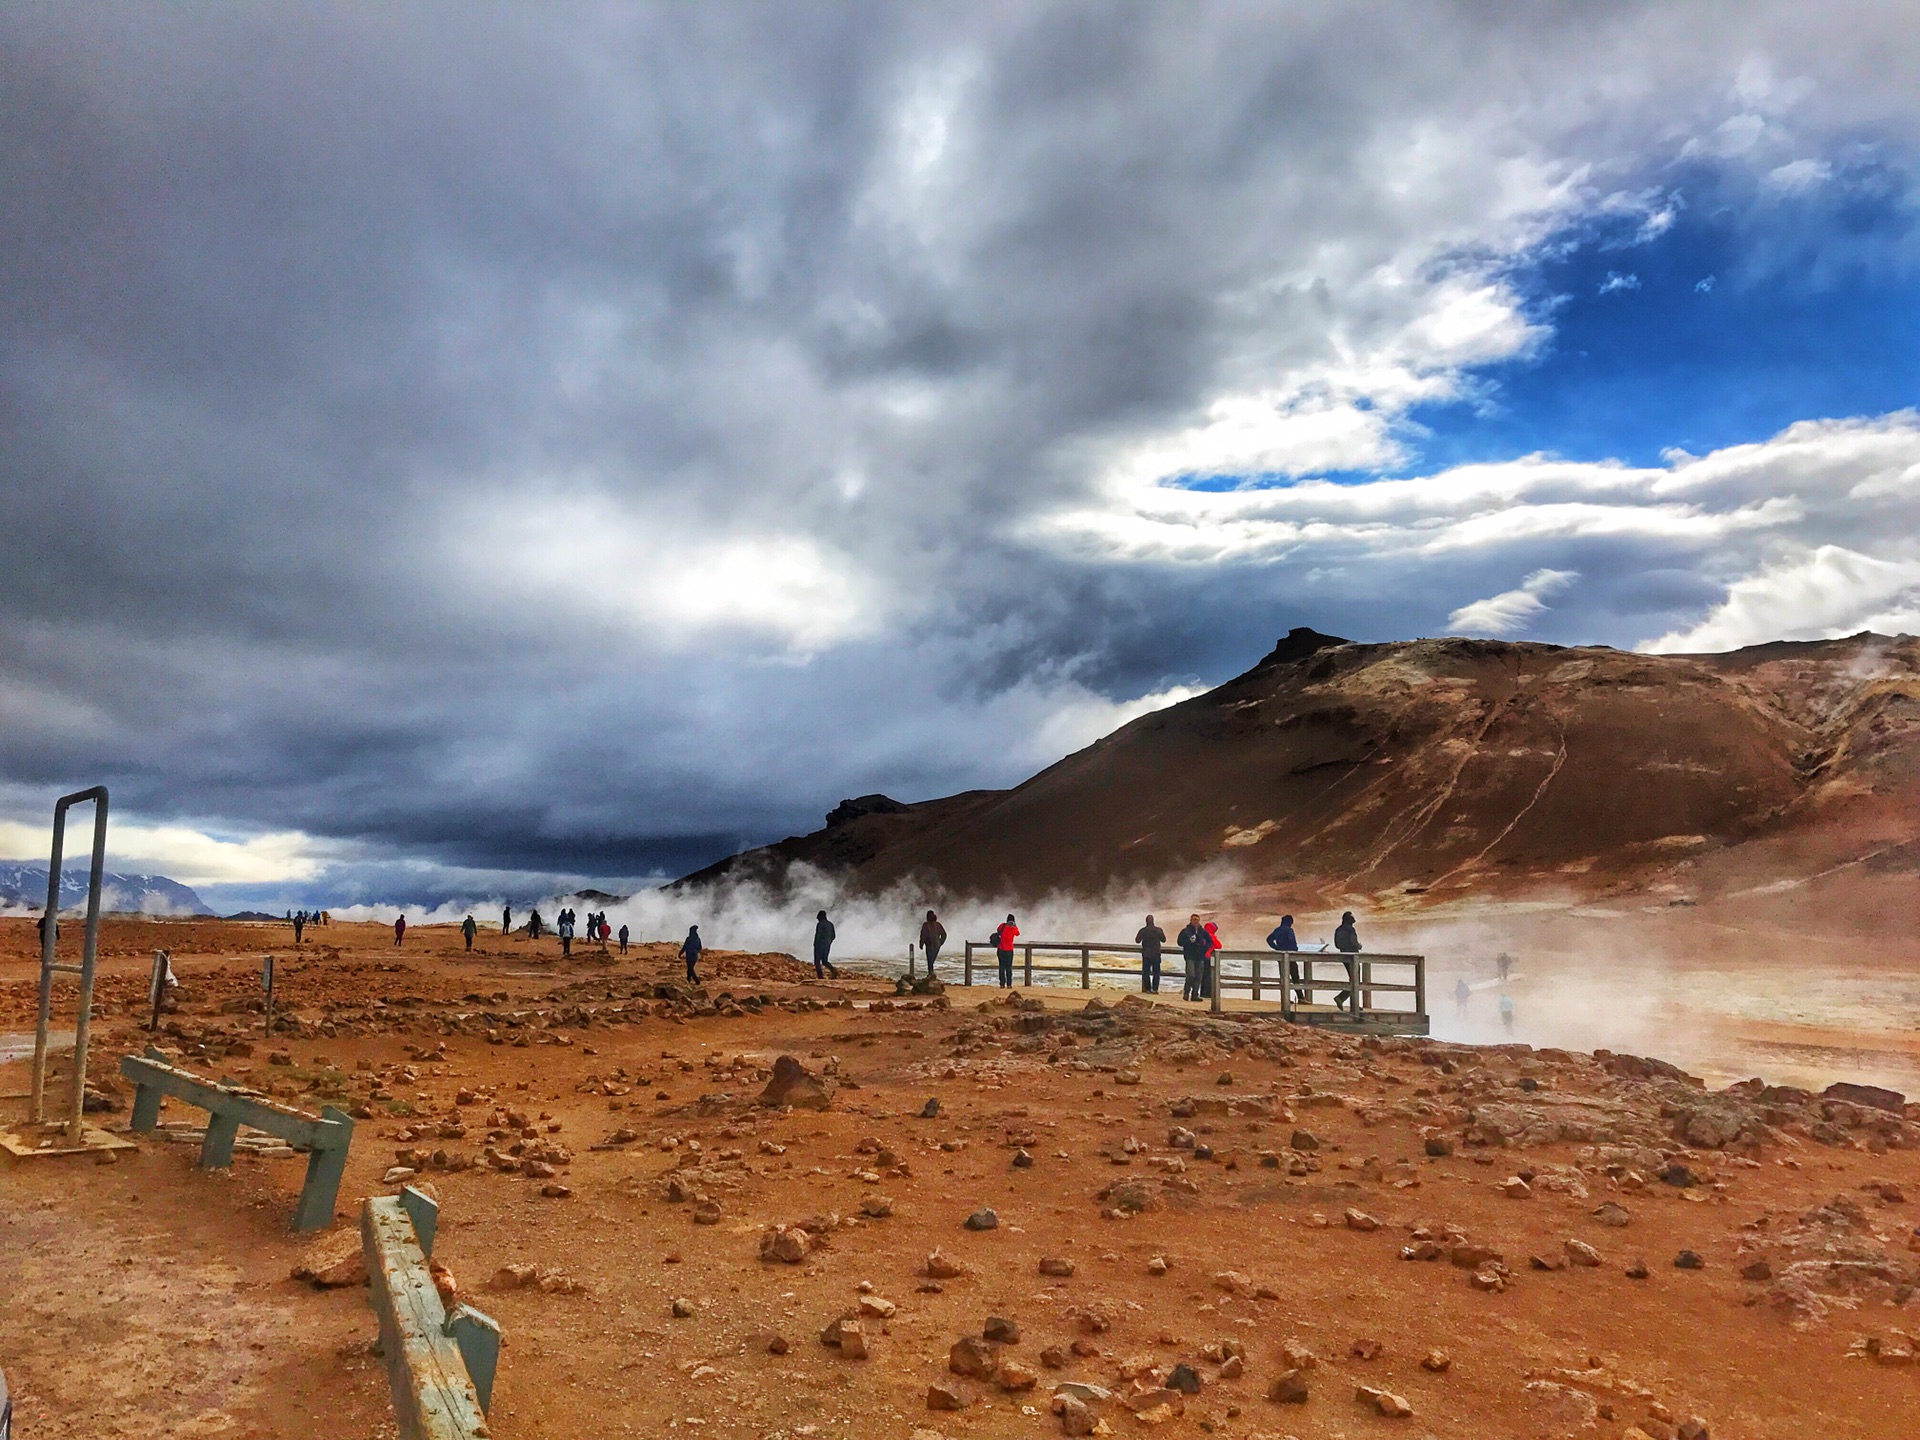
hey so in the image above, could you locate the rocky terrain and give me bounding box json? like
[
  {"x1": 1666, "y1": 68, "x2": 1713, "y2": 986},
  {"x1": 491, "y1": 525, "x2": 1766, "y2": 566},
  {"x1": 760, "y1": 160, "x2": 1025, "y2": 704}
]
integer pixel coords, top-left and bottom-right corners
[
  {"x1": 683, "y1": 631, "x2": 1920, "y2": 911},
  {"x1": 5, "y1": 917, "x2": 1920, "y2": 1438}
]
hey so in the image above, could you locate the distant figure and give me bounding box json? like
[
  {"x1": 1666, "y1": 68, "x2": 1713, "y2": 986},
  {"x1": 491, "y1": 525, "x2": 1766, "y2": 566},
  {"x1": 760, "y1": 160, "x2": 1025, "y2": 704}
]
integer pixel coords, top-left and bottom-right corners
[
  {"x1": 461, "y1": 914, "x2": 477, "y2": 952},
  {"x1": 1332, "y1": 911, "x2": 1361, "y2": 1013},
  {"x1": 1266, "y1": 914, "x2": 1305, "y2": 1003},
  {"x1": 919, "y1": 910, "x2": 947, "y2": 975},
  {"x1": 502, "y1": 904, "x2": 512, "y2": 934},
  {"x1": 1454, "y1": 977, "x2": 1471, "y2": 1014},
  {"x1": 681, "y1": 925, "x2": 703, "y2": 983},
  {"x1": 558, "y1": 912, "x2": 575, "y2": 958},
  {"x1": 617, "y1": 923, "x2": 629, "y2": 954},
  {"x1": 394, "y1": 914, "x2": 407, "y2": 947},
  {"x1": 36, "y1": 912, "x2": 57, "y2": 949},
  {"x1": 1496, "y1": 951, "x2": 1514, "y2": 982},
  {"x1": 1176, "y1": 915, "x2": 1209, "y2": 1002},
  {"x1": 1499, "y1": 992, "x2": 1516, "y2": 1034},
  {"x1": 292, "y1": 911, "x2": 306, "y2": 944},
  {"x1": 1202, "y1": 921, "x2": 1222, "y2": 1000},
  {"x1": 1135, "y1": 914, "x2": 1166, "y2": 993},
  {"x1": 813, "y1": 910, "x2": 840, "y2": 979},
  {"x1": 993, "y1": 914, "x2": 1020, "y2": 987}
]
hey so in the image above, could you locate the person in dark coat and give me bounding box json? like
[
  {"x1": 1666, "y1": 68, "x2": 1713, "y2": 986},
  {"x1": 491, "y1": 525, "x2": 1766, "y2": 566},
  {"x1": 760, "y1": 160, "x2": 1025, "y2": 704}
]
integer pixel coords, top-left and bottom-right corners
[
  {"x1": 1134, "y1": 915, "x2": 1166, "y2": 993},
  {"x1": 618, "y1": 923, "x2": 630, "y2": 954},
  {"x1": 1176, "y1": 915, "x2": 1209, "y2": 1002},
  {"x1": 993, "y1": 914, "x2": 1019, "y2": 987},
  {"x1": 681, "y1": 925, "x2": 703, "y2": 982},
  {"x1": 1333, "y1": 911, "x2": 1362, "y2": 1013},
  {"x1": 461, "y1": 914, "x2": 476, "y2": 952},
  {"x1": 813, "y1": 910, "x2": 839, "y2": 978},
  {"x1": 502, "y1": 904, "x2": 512, "y2": 934},
  {"x1": 393, "y1": 914, "x2": 406, "y2": 947},
  {"x1": 918, "y1": 910, "x2": 947, "y2": 976},
  {"x1": 1266, "y1": 914, "x2": 1305, "y2": 1002}
]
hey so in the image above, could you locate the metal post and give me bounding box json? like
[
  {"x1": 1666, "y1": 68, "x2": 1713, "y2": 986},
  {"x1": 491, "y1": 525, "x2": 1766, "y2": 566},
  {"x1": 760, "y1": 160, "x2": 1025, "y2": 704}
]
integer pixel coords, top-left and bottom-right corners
[
  {"x1": 149, "y1": 950, "x2": 169, "y2": 1032},
  {"x1": 1210, "y1": 954, "x2": 1222, "y2": 1014},
  {"x1": 1414, "y1": 954, "x2": 1426, "y2": 1022},
  {"x1": 1023, "y1": 944, "x2": 1032, "y2": 988},
  {"x1": 31, "y1": 785, "x2": 108, "y2": 1136},
  {"x1": 963, "y1": 943, "x2": 972, "y2": 987},
  {"x1": 908, "y1": 944, "x2": 916, "y2": 979},
  {"x1": 1081, "y1": 945, "x2": 1090, "y2": 989},
  {"x1": 1251, "y1": 952, "x2": 1261, "y2": 1003}
]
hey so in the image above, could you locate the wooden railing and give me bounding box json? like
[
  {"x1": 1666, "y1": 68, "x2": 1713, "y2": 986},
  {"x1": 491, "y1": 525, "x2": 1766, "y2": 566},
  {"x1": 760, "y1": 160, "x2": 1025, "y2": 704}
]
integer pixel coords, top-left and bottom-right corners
[{"x1": 957, "y1": 939, "x2": 1425, "y2": 1023}]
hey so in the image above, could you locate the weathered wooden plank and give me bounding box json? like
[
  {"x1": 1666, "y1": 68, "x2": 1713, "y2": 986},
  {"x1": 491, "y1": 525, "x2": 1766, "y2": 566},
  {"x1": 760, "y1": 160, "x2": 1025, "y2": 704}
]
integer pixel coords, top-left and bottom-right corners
[
  {"x1": 120, "y1": 1052, "x2": 350, "y2": 1150},
  {"x1": 363, "y1": 1191, "x2": 493, "y2": 1439}
]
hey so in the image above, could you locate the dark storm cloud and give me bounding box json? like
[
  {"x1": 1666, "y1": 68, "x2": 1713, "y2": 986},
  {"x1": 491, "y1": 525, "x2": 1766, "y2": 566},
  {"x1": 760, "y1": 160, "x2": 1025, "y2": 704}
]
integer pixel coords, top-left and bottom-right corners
[{"x1": 4, "y1": 2, "x2": 1920, "y2": 897}]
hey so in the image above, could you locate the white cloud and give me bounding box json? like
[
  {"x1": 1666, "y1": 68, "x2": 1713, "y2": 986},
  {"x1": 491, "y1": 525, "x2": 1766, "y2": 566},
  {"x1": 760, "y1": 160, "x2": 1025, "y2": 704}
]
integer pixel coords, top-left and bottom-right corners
[
  {"x1": 0, "y1": 817, "x2": 331, "y2": 886},
  {"x1": 1448, "y1": 568, "x2": 1579, "y2": 635},
  {"x1": 1597, "y1": 271, "x2": 1642, "y2": 295},
  {"x1": 1643, "y1": 545, "x2": 1920, "y2": 652}
]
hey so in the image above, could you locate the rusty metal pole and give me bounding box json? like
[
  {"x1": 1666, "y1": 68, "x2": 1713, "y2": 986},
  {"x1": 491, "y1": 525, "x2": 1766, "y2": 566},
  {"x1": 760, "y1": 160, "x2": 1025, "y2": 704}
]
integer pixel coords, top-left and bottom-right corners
[{"x1": 28, "y1": 802, "x2": 69, "y2": 1123}]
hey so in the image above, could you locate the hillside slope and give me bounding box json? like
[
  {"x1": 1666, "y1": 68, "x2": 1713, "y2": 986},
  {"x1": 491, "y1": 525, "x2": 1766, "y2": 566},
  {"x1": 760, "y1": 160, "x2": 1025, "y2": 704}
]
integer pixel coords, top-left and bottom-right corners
[{"x1": 686, "y1": 629, "x2": 1920, "y2": 906}]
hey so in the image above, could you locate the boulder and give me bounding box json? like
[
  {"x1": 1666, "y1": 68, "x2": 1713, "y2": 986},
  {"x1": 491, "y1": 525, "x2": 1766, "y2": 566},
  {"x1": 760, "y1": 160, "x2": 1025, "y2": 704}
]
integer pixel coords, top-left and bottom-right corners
[{"x1": 759, "y1": 1055, "x2": 832, "y2": 1110}]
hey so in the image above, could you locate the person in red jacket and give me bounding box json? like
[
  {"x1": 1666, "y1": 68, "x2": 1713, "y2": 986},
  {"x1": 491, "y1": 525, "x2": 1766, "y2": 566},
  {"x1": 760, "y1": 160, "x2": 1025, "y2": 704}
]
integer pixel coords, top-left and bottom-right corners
[
  {"x1": 993, "y1": 914, "x2": 1020, "y2": 988},
  {"x1": 1201, "y1": 921, "x2": 1223, "y2": 1003}
]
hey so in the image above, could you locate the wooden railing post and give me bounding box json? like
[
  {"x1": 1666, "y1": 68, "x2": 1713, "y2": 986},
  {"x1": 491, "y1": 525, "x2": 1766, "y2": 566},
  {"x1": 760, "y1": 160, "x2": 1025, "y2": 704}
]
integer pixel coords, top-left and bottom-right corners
[
  {"x1": 1414, "y1": 954, "x2": 1426, "y2": 1021},
  {"x1": 963, "y1": 943, "x2": 973, "y2": 987},
  {"x1": 1023, "y1": 944, "x2": 1033, "y2": 988},
  {"x1": 1251, "y1": 952, "x2": 1261, "y2": 1003},
  {"x1": 1081, "y1": 945, "x2": 1090, "y2": 989}
]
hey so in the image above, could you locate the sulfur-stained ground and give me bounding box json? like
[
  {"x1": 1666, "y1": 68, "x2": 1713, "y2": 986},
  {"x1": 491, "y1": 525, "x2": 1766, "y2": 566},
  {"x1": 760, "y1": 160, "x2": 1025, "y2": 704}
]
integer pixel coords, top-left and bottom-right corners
[{"x1": 4, "y1": 917, "x2": 1919, "y2": 1439}]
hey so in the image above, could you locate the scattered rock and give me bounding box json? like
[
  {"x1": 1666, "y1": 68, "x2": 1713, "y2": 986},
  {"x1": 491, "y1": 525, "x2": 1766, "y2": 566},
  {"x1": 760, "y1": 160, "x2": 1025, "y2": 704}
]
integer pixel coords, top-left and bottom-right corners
[
  {"x1": 950, "y1": 1336, "x2": 996, "y2": 1379},
  {"x1": 1345, "y1": 1207, "x2": 1380, "y2": 1232},
  {"x1": 671, "y1": 1296, "x2": 695, "y2": 1318},
  {"x1": 1566, "y1": 1238, "x2": 1603, "y2": 1267},
  {"x1": 921, "y1": 1097, "x2": 942, "y2": 1118},
  {"x1": 997, "y1": 1359, "x2": 1039, "y2": 1391},
  {"x1": 964, "y1": 1208, "x2": 1000, "y2": 1231},
  {"x1": 1421, "y1": 1348, "x2": 1452, "y2": 1372},
  {"x1": 760, "y1": 1226, "x2": 811, "y2": 1264},
  {"x1": 1674, "y1": 1249, "x2": 1706, "y2": 1270},
  {"x1": 926, "y1": 1249, "x2": 966, "y2": 1279},
  {"x1": 1166, "y1": 1363, "x2": 1201, "y2": 1394},
  {"x1": 984, "y1": 1314, "x2": 1021, "y2": 1343},
  {"x1": 759, "y1": 1054, "x2": 833, "y2": 1110},
  {"x1": 1039, "y1": 1256, "x2": 1076, "y2": 1277},
  {"x1": 926, "y1": 1381, "x2": 969, "y2": 1411},
  {"x1": 1357, "y1": 1385, "x2": 1413, "y2": 1417},
  {"x1": 292, "y1": 1237, "x2": 366, "y2": 1289},
  {"x1": 1593, "y1": 1201, "x2": 1633, "y2": 1227},
  {"x1": 1266, "y1": 1369, "x2": 1310, "y2": 1404}
]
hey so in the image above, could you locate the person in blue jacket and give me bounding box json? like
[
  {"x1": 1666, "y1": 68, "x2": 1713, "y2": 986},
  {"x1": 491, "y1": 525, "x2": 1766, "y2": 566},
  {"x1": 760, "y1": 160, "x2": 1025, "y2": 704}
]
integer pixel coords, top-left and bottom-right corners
[
  {"x1": 680, "y1": 924, "x2": 703, "y2": 983},
  {"x1": 1266, "y1": 913, "x2": 1306, "y2": 1003}
]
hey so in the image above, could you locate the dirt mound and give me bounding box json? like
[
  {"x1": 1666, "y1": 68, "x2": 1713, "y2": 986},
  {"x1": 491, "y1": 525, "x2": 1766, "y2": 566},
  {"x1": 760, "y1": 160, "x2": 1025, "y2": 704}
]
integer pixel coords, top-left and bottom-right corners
[{"x1": 685, "y1": 632, "x2": 1920, "y2": 905}]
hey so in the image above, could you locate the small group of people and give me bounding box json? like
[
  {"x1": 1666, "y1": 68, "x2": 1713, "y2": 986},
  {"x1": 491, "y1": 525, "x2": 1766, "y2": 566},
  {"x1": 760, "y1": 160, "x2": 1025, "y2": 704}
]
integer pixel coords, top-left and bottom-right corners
[
  {"x1": 1129, "y1": 909, "x2": 1368, "y2": 1011},
  {"x1": 287, "y1": 908, "x2": 328, "y2": 942}
]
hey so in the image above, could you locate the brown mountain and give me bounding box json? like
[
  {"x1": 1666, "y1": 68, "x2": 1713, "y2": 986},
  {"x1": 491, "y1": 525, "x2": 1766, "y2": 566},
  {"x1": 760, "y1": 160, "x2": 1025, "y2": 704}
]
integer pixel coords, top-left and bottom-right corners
[{"x1": 680, "y1": 628, "x2": 1920, "y2": 906}]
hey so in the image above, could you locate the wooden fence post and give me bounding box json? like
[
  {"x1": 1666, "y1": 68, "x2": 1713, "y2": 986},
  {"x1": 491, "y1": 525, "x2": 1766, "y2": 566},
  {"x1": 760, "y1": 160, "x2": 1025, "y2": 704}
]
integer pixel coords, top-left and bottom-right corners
[
  {"x1": 964, "y1": 944, "x2": 973, "y2": 987},
  {"x1": 1023, "y1": 944, "x2": 1033, "y2": 988},
  {"x1": 1080, "y1": 945, "x2": 1090, "y2": 989}
]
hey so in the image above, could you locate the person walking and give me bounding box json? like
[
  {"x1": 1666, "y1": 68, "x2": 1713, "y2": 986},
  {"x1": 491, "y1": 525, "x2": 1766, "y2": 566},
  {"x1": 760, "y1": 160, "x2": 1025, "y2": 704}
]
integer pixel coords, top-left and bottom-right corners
[
  {"x1": 1134, "y1": 914, "x2": 1166, "y2": 993},
  {"x1": 1176, "y1": 915, "x2": 1209, "y2": 1002},
  {"x1": 680, "y1": 925, "x2": 703, "y2": 983},
  {"x1": 1265, "y1": 914, "x2": 1305, "y2": 1003},
  {"x1": 918, "y1": 910, "x2": 947, "y2": 976},
  {"x1": 1454, "y1": 977, "x2": 1471, "y2": 1015},
  {"x1": 812, "y1": 910, "x2": 840, "y2": 979},
  {"x1": 1499, "y1": 992, "x2": 1516, "y2": 1033},
  {"x1": 993, "y1": 914, "x2": 1020, "y2": 987},
  {"x1": 461, "y1": 913, "x2": 477, "y2": 952},
  {"x1": 618, "y1": 923, "x2": 630, "y2": 954},
  {"x1": 527, "y1": 908, "x2": 543, "y2": 940},
  {"x1": 558, "y1": 911, "x2": 574, "y2": 958},
  {"x1": 393, "y1": 914, "x2": 406, "y2": 947},
  {"x1": 293, "y1": 910, "x2": 306, "y2": 945},
  {"x1": 502, "y1": 904, "x2": 512, "y2": 934},
  {"x1": 1332, "y1": 910, "x2": 1362, "y2": 1013}
]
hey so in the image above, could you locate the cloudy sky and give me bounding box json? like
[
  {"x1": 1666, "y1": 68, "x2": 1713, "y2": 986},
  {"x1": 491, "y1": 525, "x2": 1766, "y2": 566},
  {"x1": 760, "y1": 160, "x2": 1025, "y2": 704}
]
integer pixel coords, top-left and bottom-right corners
[{"x1": 3, "y1": 2, "x2": 1919, "y2": 909}]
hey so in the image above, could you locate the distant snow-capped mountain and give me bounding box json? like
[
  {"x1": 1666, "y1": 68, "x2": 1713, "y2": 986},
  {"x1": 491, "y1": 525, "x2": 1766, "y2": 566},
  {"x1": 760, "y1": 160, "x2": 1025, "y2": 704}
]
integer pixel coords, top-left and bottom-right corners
[{"x1": 0, "y1": 861, "x2": 211, "y2": 916}]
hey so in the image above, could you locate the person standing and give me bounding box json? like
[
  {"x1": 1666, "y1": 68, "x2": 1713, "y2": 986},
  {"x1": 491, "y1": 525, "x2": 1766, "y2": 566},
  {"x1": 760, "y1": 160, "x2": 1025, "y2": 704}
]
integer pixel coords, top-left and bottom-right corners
[
  {"x1": 617, "y1": 923, "x2": 630, "y2": 954},
  {"x1": 558, "y1": 911, "x2": 574, "y2": 958},
  {"x1": 1176, "y1": 915, "x2": 1209, "y2": 1002},
  {"x1": 681, "y1": 925, "x2": 703, "y2": 983},
  {"x1": 1454, "y1": 976, "x2": 1471, "y2": 1014},
  {"x1": 1266, "y1": 914, "x2": 1304, "y2": 1002},
  {"x1": 1332, "y1": 910, "x2": 1363, "y2": 1013},
  {"x1": 461, "y1": 913, "x2": 477, "y2": 952},
  {"x1": 993, "y1": 914, "x2": 1020, "y2": 987},
  {"x1": 502, "y1": 904, "x2": 512, "y2": 935},
  {"x1": 393, "y1": 914, "x2": 406, "y2": 947},
  {"x1": 293, "y1": 911, "x2": 306, "y2": 945},
  {"x1": 812, "y1": 910, "x2": 840, "y2": 979},
  {"x1": 918, "y1": 910, "x2": 947, "y2": 976},
  {"x1": 1134, "y1": 915, "x2": 1166, "y2": 993}
]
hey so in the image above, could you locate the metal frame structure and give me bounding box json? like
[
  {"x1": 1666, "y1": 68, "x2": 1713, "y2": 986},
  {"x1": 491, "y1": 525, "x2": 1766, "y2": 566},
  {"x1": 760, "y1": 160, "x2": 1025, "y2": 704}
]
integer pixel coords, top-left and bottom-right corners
[{"x1": 28, "y1": 785, "x2": 109, "y2": 1138}]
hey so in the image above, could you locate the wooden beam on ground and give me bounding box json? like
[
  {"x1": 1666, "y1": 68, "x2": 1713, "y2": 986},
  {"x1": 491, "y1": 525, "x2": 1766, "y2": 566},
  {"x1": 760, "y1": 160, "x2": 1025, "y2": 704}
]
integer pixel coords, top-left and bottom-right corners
[{"x1": 363, "y1": 1188, "x2": 500, "y2": 1438}]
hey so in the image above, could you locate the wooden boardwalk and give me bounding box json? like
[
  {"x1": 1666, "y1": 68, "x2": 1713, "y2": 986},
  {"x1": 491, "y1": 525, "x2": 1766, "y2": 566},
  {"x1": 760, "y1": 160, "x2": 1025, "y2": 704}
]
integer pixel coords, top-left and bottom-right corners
[{"x1": 955, "y1": 940, "x2": 1428, "y2": 1036}]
